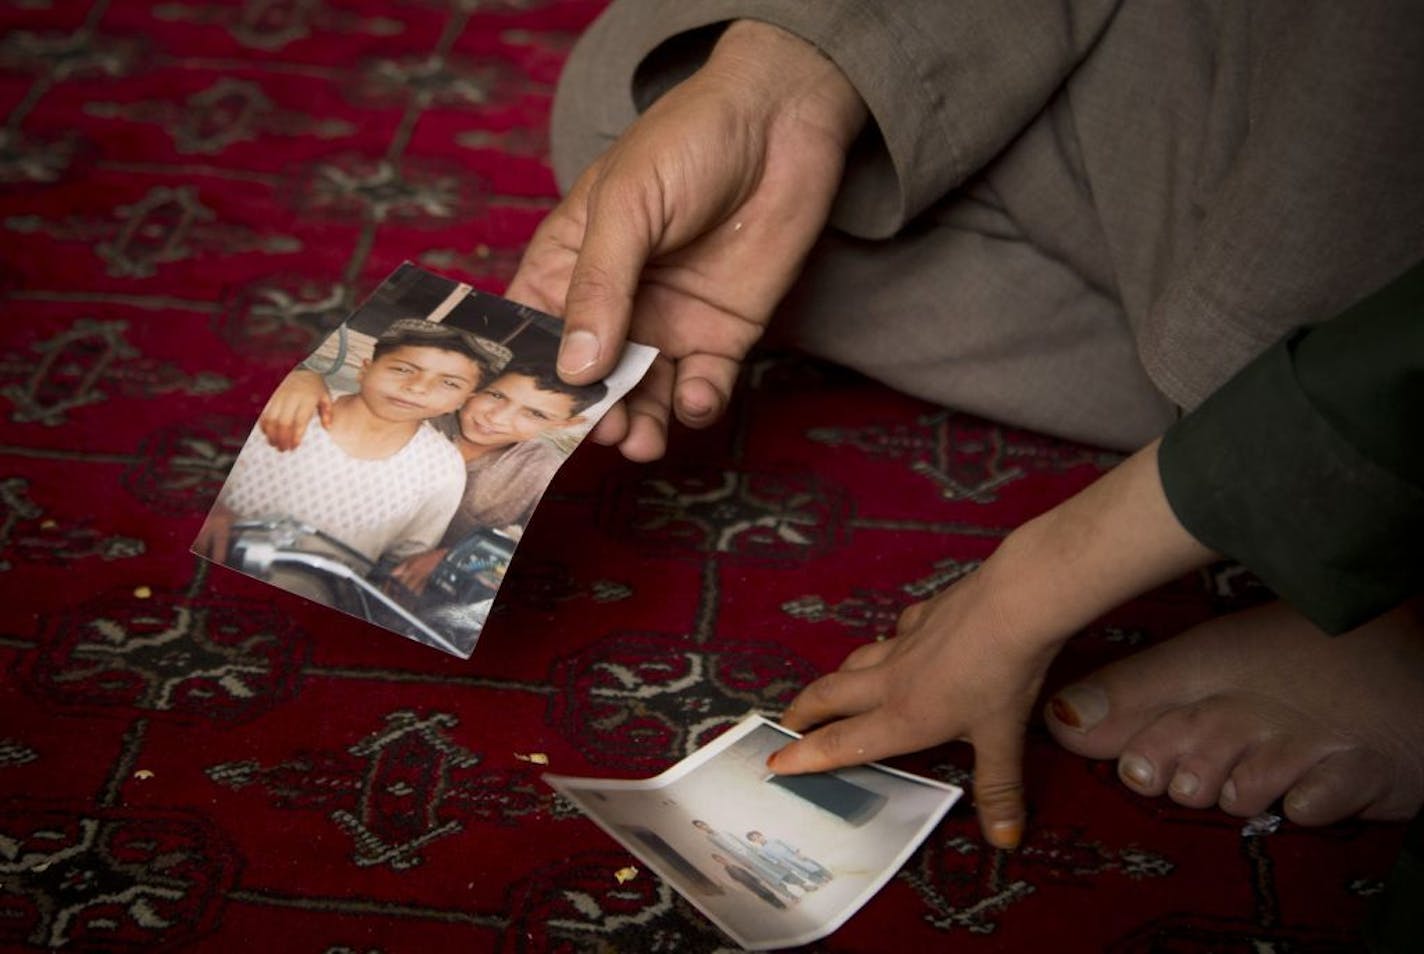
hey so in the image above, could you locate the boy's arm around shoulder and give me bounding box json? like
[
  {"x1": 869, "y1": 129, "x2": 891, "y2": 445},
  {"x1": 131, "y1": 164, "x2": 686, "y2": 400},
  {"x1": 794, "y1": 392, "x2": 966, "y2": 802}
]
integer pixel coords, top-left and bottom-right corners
[{"x1": 259, "y1": 369, "x2": 333, "y2": 452}]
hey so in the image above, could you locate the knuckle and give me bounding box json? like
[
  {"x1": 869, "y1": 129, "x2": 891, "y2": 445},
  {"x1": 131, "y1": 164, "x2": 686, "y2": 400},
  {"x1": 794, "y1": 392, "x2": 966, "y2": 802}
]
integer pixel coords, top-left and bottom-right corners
[
  {"x1": 973, "y1": 773, "x2": 1025, "y2": 808},
  {"x1": 808, "y1": 721, "x2": 854, "y2": 763},
  {"x1": 895, "y1": 601, "x2": 927, "y2": 634},
  {"x1": 625, "y1": 389, "x2": 672, "y2": 420},
  {"x1": 564, "y1": 263, "x2": 627, "y2": 310},
  {"x1": 801, "y1": 672, "x2": 844, "y2": 706},
  {"x1": 588, "y1": 176, "x2": 657, "y2": 242},
  {"x1": 843, "y1": 642, "x2": 881, "y2": 668}
]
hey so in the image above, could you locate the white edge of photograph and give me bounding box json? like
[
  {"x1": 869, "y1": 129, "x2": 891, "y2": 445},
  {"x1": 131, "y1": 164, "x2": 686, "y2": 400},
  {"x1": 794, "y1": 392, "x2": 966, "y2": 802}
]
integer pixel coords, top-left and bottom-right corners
[{"x1": 544, "y1": 713, "x2": 963, "y2": 950}]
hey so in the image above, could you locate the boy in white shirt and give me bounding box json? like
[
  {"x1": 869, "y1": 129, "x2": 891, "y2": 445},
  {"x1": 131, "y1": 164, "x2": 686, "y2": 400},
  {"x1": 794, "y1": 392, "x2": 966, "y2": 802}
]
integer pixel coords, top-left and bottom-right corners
[{"x1": 195, "y1": 319, "x2": 500, "y2": 589}]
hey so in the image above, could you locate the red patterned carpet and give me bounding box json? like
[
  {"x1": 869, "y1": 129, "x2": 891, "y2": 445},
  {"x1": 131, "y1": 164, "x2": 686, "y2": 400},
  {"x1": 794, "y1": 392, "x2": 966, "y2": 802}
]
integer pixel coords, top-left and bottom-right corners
[{"x1": 0, "y1": 1, "x2": 1407, "y2": 951}]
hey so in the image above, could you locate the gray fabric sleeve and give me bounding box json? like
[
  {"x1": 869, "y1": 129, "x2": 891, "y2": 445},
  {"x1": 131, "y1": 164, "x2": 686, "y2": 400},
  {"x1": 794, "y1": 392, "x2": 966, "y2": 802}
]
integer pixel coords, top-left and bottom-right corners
[
  {"x1": 1137, "y1": 1, "x2": 1424, "y2": 409},
  {"x1": 550, "y1": 0, "x2": 1122, "y2": 239}
]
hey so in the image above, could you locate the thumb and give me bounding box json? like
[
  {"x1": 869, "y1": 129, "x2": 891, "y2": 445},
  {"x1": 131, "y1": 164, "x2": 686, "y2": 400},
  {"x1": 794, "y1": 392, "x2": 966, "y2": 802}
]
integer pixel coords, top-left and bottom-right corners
[
  {"x1": 972, "y1": 726, "x2": 1027, "y2": 850},
  {"x1": 557, "y1": 171, "x2": 657, "y2": 384}
]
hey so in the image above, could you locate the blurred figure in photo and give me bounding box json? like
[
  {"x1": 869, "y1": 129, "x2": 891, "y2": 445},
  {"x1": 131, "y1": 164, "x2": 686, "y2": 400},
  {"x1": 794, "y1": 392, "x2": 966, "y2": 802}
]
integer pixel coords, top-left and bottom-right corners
[{"x1": 747, "y1": 830, "x2": 833, "y2": 886}]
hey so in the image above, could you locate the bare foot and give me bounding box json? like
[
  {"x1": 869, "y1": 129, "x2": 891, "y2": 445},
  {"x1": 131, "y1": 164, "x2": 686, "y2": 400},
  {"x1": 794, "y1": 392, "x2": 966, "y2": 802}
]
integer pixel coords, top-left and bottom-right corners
[{"x1": 1044, "y1": 600, "x2": 1424, "y2": 825}]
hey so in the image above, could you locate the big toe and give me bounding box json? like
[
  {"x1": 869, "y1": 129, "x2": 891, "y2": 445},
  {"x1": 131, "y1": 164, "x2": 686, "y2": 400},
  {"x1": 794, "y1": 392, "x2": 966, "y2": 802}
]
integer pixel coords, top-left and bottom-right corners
[
  {"x1": 1044, "y1": 638, "x2": 1208, "y2": 760},
  {"x1": 1045, "y1": 681, "x2": 1160, "y2": 760}
]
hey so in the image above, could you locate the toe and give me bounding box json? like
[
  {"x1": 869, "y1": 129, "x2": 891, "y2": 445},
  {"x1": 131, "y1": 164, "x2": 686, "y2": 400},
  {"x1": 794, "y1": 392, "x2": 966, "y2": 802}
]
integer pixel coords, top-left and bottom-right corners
[
  {"x1": 1284, "y1": 748, "x2": 1391, "y2": 826},
  {"x1": 1116, "y1": 699, "x2": 1248, "y2": 804},
  {"x1": 1220, "y1": 736, "x2": 1325, "y2": 818},
  {"x1": 1045, "y1": 625, "x2": 1224, "y2": 761},
  {"x1": 1166, "y1": 755, "x2": 1234, "y2": 810},
  {"x1": 1117, "y1": 751, "x2": 1165, "y2": 795},
  {"x1": 1046, "y1": 681, "x2": 1156, "y2": 760}
]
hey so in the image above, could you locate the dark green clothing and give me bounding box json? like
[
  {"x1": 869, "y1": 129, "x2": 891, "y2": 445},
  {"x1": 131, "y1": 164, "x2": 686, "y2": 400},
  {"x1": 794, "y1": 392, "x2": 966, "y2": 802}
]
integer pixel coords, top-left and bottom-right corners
[
  {"x1": 1159, "y1": 260, "x2": 1424, "y2": 635},
  {"x1": 1161, "y1": 262, "x2": 1423, "y2": 954}
]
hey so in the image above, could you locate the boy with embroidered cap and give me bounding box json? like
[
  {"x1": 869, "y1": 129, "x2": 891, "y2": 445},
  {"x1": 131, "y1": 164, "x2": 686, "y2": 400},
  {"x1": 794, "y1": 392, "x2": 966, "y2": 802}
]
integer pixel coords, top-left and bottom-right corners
[{"x1": 196, "y1": 318, "x2": 499, "y2": 582}]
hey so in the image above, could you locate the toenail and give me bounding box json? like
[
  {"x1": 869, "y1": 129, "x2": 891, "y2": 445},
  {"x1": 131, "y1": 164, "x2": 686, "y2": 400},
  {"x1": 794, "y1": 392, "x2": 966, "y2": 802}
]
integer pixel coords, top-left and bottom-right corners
[
  {"x1": 1119, "y1": 753, "x2": 1155, "y2": 788},
  {"x1": 1221, "y1": 779, "x2": 1238, "y2": 807},
  {"x1": 1169, "y1": 771, "x2": 1200, "y2": 798},
  {"x1": 1049, "y1": 685, "x2": 1109, "y2": 732}
]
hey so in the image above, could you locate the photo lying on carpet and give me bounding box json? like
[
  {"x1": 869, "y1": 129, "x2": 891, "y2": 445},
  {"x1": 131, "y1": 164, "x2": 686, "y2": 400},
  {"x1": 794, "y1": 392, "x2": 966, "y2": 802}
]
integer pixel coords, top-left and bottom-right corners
[
  {"x1": 192, "y1": 262, "x2": 657, "y2": 659},
  {"x1": 544, "y1": 714, "x2": 962, "y2": 951}
]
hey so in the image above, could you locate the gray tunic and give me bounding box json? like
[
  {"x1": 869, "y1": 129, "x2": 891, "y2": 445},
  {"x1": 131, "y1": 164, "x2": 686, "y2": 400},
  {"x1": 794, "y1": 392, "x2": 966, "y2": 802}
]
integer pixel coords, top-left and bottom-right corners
[
  {"x1": 433, "y1": 417, "x2": 565, "y2": 542},
  {"x1": 443, "y1": 438, "x2": 562, "y2": 542},
  {"x1": 550, "y1": 0, "x2": 1424, "y2": 449}
]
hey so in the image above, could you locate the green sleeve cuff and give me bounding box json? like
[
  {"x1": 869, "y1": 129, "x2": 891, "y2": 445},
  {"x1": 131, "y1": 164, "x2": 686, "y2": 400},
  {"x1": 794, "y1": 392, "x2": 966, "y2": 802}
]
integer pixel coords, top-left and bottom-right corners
[
  {"x1": 1159, "y1": 333, "x2": 1424, "y2": 635},
  {"x1": 1294, "y1": 260, "x2": 1424, "y2": 485}
]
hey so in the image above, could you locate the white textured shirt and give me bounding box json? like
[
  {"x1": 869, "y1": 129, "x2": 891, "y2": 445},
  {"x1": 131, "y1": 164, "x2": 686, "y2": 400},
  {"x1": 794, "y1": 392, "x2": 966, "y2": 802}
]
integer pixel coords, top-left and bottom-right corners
[{"x1": 220, "y1": 416, "x2": 466, "y2": 563}]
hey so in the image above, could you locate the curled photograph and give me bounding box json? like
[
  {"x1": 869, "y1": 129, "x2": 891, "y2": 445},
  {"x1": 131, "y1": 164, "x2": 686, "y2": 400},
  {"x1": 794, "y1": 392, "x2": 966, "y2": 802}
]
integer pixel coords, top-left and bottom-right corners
[
  {"x1": 192, "y1": 263, "x2": 657, "y2": 657},
  {"x1": 545, "y1": 714, "x2": 962, "y2": 950}
]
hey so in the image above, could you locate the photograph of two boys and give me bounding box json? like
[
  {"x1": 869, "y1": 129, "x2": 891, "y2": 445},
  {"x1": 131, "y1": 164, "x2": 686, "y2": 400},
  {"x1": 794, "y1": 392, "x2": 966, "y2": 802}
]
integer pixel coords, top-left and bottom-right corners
[{"x1": 192, "y1": 263, "x2": 655, "y2": 657}]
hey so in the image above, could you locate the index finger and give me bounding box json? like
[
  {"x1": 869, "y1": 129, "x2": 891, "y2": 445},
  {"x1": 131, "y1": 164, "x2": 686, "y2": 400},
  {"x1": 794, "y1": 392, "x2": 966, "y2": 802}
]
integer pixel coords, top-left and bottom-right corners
[
  {"x1": 779, "y1": 666, "x2": 883, "y2": 734},
  {"x1": 767, "y1": 711, "x2": 905, "y2": 775}
]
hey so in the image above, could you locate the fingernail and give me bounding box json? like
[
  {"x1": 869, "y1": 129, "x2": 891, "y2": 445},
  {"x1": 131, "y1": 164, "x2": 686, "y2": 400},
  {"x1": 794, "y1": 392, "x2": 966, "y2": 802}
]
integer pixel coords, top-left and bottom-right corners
[
  {"x1": 557, "y1": 329, "x2": 600, "y2": 376},
  {"x1": 681, "y1": 396, "x2": 714, "y2": 420},
  {"x1": 1169, "y1": 770, "x2": 1200, "y2": 798},
  {"x1": 1119, "y1": 753, "x2": 1155, "y2": 788},
  {"x1": 988, "y1": 819, "x2": 1023, "y2": 850},
  {"x1": 1220, "y1": 779, "x2": 1238, "y2": 807},
  {"x1": 1049, "y1": 685, "x2": 1108, "y2": 732}
]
